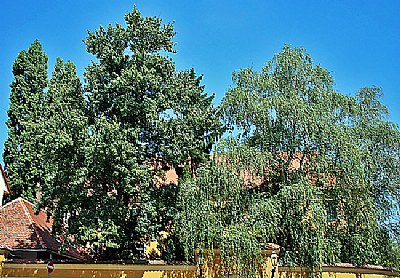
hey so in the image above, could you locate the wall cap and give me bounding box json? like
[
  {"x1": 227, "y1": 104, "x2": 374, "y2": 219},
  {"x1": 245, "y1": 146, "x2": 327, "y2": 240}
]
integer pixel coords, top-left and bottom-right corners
[
  {"x1": 279, "y1": 264, "x2": 399, "y2": 276},
  {"x1": 4, "y1": 263, "x2": 196, "y2": 271}
]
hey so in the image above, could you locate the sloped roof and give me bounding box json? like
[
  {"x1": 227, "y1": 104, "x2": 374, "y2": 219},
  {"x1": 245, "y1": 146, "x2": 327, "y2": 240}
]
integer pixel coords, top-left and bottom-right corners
[{"x1": 0, "y1": 197, "x2": 82, "y2": 260}]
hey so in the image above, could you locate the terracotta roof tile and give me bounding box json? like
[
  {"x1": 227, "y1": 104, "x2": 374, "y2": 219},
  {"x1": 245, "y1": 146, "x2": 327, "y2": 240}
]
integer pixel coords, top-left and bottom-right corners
[{"x1": 0, "y1": 197, "x2": 82, "y2": 260}]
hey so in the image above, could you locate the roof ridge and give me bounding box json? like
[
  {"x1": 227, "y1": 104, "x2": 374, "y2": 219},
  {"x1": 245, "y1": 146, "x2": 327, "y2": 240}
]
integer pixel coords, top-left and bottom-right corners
[
  {"x1": 19, "y1": 197, "x2": 36, "y2": 208},
  {"x1": 19, "y1": 198, "x2": 47, "y2": 249},
  {"x1": 18, "y1": 198, "x2": 34, "y2": 225},
  {"x1": 2, "y1": 197, "x2": 37, "y2": 210},
  {"x1": 1, "y1": 196, "x2": 24, "y2": 209}
]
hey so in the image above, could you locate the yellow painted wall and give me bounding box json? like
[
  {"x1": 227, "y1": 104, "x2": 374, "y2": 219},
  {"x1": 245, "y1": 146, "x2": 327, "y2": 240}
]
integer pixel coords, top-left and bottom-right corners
[
  {"x1": 2, "y1": 261, "x2": 398, "y2": 278},
  {"x1": 279, "y1": 267, "x2": 399, "y2": 278},
  {"x1": 0, "y1": 254, "x2": 4, "y2": 277},
  {"x1": 200, "y1": 250, "x2": 278, "y2": 278},
  {"x1": 2, "y1": 263, "x2": 197, "y2": 278}
]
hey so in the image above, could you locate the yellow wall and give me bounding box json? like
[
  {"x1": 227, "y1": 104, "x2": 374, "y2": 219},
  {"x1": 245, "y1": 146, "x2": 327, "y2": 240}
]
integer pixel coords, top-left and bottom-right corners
[
  {"x1": 200, "y1": 250, "x2": 278, "y2": 278},
  {"x1": 0, "y1": 254, "x2": 4, "y2": 277},
  {"x1": 279, "y1": 266, "x2": 399, "y2": 278},
  {"x1": 2, "y1": 264, "x2": 196, "y2": 278},
  {"x1": 2, "y1": 261, "x2": 398, "y2": 278},
  {"x1": 3, "y1": 264, "x2": 398, "y2": 278}
]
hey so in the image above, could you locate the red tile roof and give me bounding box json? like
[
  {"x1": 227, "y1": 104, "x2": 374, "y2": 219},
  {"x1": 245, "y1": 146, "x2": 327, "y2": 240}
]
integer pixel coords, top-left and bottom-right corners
[{"x1": 0, "y1": 197, "x2": 82, "y2": 260}]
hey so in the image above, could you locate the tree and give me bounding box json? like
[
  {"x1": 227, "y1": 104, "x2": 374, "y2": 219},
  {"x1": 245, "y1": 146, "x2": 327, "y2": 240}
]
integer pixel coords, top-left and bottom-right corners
[
  {"x1": 84, "y1": 8, "x2": 221, "y2": 170},
  {"x1": 176, "y1": 45, "x2": 400, "y2": 276},
  {"x1": 3, "y1": 40, "x2": 48, "y2": 202},
  {"x1": 63, "y1": 117, "x2": 152, "y2": 259},
  {"x1": 340, "y1": 87, "x2": 400, "y2": 265},
  {"x1": 176, "y1": 156, "x2": 279, "y2": 277},
  {"x1": 43, "y1": 7, "x2": 222, "y2": 259},
  {"x1": 37, "y1": 58, "x2": 88, "y2": 226}
]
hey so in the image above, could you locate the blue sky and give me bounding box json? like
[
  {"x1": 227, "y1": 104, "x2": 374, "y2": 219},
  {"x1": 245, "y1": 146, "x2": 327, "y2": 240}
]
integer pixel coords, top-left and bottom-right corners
[{"x1": 0, "y1": 0, "x2": 399, "y2": 165}]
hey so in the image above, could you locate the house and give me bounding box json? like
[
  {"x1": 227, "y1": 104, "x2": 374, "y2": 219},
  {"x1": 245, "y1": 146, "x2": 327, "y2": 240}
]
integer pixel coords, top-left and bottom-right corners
[
  {"x1": 0, "y1": 164, "x2": 11, "y2": 206},
  {"x1": 0, "y1": 197, "x2": 83, "y2": 262}
]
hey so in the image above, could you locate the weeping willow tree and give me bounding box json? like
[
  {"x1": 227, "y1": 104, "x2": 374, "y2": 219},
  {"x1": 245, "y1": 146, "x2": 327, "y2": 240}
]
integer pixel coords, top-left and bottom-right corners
[
  {"x1": 176, "y1": 154, "x2": 279, "y2": 277},
  {"x1": 175, "y1": 45, "x2": 400, "y2": 277}
]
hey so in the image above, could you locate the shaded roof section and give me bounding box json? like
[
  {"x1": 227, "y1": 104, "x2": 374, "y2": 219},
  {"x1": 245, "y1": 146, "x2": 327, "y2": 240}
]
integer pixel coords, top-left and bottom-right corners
[{"x1": 0, "y1": 197, "x2": 82, "y2": 260}]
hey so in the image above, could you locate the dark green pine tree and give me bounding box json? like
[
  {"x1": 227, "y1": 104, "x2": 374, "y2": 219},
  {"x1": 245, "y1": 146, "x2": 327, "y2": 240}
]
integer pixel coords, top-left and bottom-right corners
[
  {"x1": 3, "y1": 40, "x2": 48, "y2": 202},
  {"x1": 156, "y1": 68, "x2": 223, "y2": 174}
]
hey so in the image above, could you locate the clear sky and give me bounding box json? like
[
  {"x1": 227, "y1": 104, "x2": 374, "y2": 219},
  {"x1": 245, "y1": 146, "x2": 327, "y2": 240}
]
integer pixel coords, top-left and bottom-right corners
[{"x1": 1, "y1": 1, "x2": 399, "y2": 165}]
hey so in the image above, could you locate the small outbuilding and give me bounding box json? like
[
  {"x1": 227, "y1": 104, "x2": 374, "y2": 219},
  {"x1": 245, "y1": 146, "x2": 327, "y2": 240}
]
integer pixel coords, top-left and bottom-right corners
[{"x1": 0, "y1": 197, "x2": 83, "y2": 262}]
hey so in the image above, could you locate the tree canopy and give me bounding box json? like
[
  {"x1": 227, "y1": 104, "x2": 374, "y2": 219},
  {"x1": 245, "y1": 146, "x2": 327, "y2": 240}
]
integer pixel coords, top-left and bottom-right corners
[
  {"x1": 176, "y1": 45, "x2": 400, "y2": 275},
  {"x1": 4, "y1": 40, "x2": 48, "y2": 202},
  {"x1": 3, "y1": 8, "x2": 399, "y2": 276},
  {"x1": 4, "y1": 8, "x2": 222, "y2": 260}
]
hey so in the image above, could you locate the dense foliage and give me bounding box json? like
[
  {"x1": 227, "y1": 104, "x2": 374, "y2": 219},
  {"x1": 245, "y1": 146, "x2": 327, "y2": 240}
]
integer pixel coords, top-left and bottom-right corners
[
  {"x1": 3, "y1": 7, "x2": 399, "y2": 276},
  {"x1": 176, "y1": 45, "x2": 399, "y2": 276},
  {"x1": 4, "y1": 8, "x2": 222, "y2": 260},
  {"x1": 4, "y1": 40, "x2": 48, "y2": 202}
]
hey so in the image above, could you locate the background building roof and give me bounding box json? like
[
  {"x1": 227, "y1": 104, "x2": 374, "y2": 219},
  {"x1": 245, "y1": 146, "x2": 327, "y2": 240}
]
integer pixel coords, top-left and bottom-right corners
[{"x1": 0, "y1": 197, "x2": 82, "y2": 260}]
